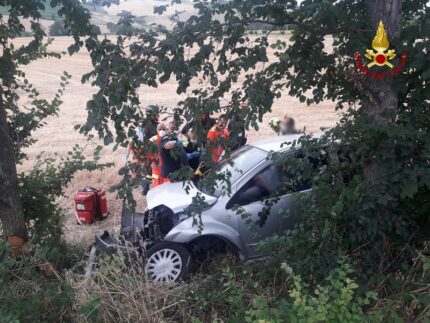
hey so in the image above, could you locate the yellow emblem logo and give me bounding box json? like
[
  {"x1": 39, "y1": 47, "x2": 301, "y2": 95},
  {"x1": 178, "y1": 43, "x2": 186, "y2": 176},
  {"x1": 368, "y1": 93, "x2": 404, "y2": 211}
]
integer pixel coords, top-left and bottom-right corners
[{"x1": 365, "y1": 20, "x2": 396, "y2": 68}]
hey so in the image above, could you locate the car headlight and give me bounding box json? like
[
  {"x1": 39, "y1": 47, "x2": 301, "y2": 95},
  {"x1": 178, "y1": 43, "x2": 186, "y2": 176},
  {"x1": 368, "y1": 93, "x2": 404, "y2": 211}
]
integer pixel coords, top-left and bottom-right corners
[{"x1": 76, "y1": 203, "x2": 86, "y2": 211}]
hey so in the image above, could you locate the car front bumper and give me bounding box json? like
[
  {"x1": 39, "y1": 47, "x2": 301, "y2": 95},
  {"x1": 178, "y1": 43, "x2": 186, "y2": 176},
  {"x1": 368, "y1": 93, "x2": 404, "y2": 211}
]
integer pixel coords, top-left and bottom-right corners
[{"x1": 95, "y1": 230, "x2": 141, "y2": 260}]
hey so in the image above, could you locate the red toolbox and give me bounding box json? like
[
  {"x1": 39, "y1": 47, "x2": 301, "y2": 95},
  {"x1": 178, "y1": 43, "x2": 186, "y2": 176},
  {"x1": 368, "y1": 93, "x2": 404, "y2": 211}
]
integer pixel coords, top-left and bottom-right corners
[{"x1": 74, "y1": 187, "x2": 108, "y2": 224}]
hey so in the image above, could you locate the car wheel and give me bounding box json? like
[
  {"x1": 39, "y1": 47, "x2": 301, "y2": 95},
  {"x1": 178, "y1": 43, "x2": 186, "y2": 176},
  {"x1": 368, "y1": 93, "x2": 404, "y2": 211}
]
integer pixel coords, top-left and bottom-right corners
[{"x1": 145, "y1": 242, "x2": 194, "y2": 282}]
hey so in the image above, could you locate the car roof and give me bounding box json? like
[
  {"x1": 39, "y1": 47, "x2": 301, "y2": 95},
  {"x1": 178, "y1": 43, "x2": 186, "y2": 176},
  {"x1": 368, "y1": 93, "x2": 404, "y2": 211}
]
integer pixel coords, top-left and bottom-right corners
[
  {"x1": 249, "y1": 133, "x2": 324, "y2": 152},
  {"x1": 249, "y1": 134, "x2": 304, "y2": 152}
]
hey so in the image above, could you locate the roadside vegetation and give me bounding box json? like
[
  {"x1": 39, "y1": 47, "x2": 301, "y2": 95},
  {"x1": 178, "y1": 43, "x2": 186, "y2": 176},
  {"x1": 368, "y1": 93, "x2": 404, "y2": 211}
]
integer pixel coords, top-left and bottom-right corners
[
  {"x1": 49, "y1": 20, "x2": 101, "y2": 36},
  {"x1": 0, "y1": 0, "x2": 429, "y2": 322}
]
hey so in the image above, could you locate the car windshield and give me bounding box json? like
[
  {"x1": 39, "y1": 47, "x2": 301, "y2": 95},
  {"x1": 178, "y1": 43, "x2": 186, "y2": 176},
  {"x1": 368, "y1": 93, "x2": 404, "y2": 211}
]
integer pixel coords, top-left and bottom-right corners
[{"x1": 197, "y1": 145, "x2": 267, "y2": 197}]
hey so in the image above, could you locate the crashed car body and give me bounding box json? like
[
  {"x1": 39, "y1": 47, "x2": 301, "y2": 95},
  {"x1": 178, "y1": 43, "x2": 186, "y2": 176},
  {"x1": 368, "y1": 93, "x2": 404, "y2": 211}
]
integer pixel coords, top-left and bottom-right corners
[{"x1": 97, "y1": 134, "x2": 314, "y2": 282}]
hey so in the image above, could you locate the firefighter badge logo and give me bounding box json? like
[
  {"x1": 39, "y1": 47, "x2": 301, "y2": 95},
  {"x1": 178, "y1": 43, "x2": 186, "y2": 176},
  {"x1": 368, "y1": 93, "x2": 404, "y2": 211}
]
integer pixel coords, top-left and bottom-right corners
[{"x1": 354, "y1": 20, "x2": 407, "y2": 79}]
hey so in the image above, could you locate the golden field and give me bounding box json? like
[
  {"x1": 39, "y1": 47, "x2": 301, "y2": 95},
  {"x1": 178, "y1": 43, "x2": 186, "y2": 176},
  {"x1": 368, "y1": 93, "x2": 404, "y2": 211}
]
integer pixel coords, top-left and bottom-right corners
[{"x1": 14, "y1": 35, "x2": 340, "y2": 246}]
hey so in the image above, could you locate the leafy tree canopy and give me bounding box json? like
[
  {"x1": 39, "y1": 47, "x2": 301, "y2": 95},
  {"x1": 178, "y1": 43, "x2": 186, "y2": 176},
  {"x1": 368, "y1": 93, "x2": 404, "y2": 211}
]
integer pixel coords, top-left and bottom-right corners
[
  {"x1": 79, "y1": 1, "x2": 430, "y2": 302},
  {"x1": 80, "y1": 0, "x2": 428, "y2": 142}
]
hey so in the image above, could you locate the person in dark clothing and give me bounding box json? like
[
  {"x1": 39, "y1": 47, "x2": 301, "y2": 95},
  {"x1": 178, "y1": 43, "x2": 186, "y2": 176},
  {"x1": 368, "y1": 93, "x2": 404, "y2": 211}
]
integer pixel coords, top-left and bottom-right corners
[
  {"x1": 228, "y1": 103, "x2": 247, "y2": 151},
  {"x1": 181, "y1": 113, "x2": 215, "y2": 143},
  {"x1": 160, "y1": 129, "x2": 189, "y2": 179},
  {"x1": 142, "y1": 105, "x2": 160, "y2": 141},
  {"x1": 183, "y1": 129, "x2": 201, "y2": 171}
]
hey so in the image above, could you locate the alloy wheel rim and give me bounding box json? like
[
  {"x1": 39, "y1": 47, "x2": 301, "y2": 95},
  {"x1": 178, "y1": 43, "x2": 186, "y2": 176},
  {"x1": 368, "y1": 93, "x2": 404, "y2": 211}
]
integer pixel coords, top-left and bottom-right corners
[{"x1": 146, "y1": 248, "x2": 182, "y2": 282}]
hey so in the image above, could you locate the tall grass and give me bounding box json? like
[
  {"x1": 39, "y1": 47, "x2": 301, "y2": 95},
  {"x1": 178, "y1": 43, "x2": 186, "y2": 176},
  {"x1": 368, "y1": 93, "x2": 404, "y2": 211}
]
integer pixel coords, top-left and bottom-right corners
[{"x1": 66, "y1": 256, "x2": 188, "y2": 322}]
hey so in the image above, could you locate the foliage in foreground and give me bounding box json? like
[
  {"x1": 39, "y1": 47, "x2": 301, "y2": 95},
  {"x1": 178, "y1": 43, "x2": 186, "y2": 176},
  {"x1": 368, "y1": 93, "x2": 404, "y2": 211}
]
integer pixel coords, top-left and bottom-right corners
[
  {"x1": 0, "y1": 242, "x2": 78, "y2": 322},
  {"x1": 1, "y1": 243, "x2": 428, "y2": 322},
  {"x1": 97, "y1": 259, "x2": 374, "y2": 322}
]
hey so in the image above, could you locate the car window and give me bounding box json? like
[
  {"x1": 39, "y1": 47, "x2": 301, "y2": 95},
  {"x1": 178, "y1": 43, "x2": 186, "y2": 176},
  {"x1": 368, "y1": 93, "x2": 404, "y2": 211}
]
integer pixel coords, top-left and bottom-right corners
[
  {"x1": 226, "y1": 164, "x2": 312, "y2": 209},
  {"x1": 237, "y1": 165, "x2": 282, "y2": 206},
  {"x1": 198, "y1": 145, "x2": 267, "y2": 197}
]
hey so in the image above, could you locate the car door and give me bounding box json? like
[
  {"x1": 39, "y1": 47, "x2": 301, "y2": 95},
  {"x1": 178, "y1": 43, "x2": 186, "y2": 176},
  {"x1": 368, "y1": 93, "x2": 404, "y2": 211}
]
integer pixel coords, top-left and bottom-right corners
[{"x1": 225, "y1": 163, "x2": 294, "y2": 258}]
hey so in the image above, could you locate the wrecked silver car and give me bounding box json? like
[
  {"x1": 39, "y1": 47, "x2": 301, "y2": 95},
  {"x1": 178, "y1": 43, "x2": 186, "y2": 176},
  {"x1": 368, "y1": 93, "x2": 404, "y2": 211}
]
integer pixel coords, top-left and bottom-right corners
[{"x1": 96, "y1": 134, "x2": 313, "y2": 282}]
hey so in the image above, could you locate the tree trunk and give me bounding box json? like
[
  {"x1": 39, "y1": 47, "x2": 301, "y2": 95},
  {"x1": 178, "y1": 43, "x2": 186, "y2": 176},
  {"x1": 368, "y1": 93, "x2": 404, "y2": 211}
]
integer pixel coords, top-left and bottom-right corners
[
  {"x1": 364, "y1": 0, "x2": 402, "y2": 124},
  {"x1": 0, "y1": 90, "x2": 27, "y2": 240},
  {"x1": 361, "y1": 1, "x2": 403, "y2": 195}
]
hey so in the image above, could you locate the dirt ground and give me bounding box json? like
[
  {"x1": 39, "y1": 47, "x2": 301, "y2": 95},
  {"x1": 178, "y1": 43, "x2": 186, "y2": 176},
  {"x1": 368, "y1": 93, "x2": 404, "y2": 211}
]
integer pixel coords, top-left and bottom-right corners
[{"x1": 14, "y1": 36, "x2": 341, "y2": 247}]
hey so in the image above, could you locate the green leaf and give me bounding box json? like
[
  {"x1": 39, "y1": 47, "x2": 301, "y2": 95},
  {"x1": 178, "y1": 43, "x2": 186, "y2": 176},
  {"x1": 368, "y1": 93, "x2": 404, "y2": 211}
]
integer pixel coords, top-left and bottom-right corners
[{"x1": 400, "y1": 179, "x2": 418, "y2": 199}]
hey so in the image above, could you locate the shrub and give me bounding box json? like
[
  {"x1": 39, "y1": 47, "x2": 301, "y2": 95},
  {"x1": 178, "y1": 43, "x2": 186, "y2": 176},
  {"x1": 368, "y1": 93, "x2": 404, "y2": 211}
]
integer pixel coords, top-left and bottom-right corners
[
  {"x1": 49, "y1": 20, "x2": 68, "y2": 36},
  {"x1": 116, "y1": 24, "x2": 137, "y2": 35},
  {"x1": 18, "y1": 146, "x2": 111, "y2": 247},
  {"x1": 91, "y1": 24, "x2": 102, "y2": 35},
  {"x1": 278, "y1": 262, "x2": 379, "y2": 322},
  {"x1": 50, "y1": 20, "x2": 101, "y2": 36},
  {"x1": 0, "y1": 242, "x2": 76, "y2": 321},
  {"x1": 106, "y1": 22, "x2": 117, "y2": 33},
  {"x1": 107, "y1": 21, "x2": 142, "y2": 36},
  {"x1": 178, "y1": 260, "x2": 380, "y2": 322},
  {"x1": 19, "y1": 31, "x2": 33, "y2": 37}
]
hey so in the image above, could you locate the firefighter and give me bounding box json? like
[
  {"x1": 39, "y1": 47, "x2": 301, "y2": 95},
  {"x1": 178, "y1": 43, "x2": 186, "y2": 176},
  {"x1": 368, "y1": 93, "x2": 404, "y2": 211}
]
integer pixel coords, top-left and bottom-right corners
[
  {"x1": 149, "y1": 123, "x2": 169, "y2": 187},
  {"x1": 207, "y1": 115, "x2": 229, "y2": 163}
]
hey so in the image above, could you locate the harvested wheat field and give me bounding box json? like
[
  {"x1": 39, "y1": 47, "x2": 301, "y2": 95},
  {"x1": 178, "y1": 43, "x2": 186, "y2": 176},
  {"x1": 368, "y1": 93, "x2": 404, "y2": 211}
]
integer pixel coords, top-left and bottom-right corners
[{"x1": 15, "y1": 36, "x2": 340, "y2": 247}]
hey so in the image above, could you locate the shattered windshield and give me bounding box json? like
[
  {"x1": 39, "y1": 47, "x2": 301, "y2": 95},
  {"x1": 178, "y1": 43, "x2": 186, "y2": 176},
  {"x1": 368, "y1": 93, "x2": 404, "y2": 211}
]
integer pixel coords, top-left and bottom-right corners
[{"x1": 198, "y1": 145, "x2": 267, "y2": 198}]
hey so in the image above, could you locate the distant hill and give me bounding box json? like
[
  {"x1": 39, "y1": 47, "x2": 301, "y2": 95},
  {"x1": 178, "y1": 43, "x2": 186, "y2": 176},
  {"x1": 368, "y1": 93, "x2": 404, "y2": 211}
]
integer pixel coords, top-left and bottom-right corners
[
  {"x1": 0, "y1": 0, "x2": 197, "y2": 35},
  {"x1": 102, "y1": 0, "x2": 196, "y2": 29},
  {"x1": 0, "y1": 1, "x2": 59, "y2": 19},
  {"x1": 0, "y1": 1, "x2": 108, "y2": 19}
]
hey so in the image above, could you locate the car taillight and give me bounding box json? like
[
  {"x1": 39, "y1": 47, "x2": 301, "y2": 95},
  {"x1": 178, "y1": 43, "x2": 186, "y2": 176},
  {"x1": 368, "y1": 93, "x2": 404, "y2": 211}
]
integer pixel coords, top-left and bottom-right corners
[{"x1": 76, "y1": 203, "x2": 86, "y2": 211}]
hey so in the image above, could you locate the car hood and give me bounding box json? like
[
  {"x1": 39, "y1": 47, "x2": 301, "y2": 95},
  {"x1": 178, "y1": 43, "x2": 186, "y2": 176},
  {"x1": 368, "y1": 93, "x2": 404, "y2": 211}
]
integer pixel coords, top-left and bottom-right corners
[{"x1": 146, "y1": 181, "x2": 217, "y2": 213}]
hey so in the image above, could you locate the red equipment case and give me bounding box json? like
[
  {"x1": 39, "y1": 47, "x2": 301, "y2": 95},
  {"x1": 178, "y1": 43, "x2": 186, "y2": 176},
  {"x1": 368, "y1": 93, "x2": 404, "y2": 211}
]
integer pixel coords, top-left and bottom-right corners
[{"x1": 74, "y1": 187, "x2": 108, "y2": 224}]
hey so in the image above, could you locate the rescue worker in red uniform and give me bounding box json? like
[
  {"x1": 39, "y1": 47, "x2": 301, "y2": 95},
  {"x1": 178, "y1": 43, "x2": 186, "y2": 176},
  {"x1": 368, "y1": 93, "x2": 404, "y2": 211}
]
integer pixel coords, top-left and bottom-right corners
[
  {"x1": 149, "y1": 123, "x2": 169, "y2": 187},
  {"x1": 207, "y1": 115, "x2": 229, "y2": 163},
  {"x1": 127, "y1": 105, "x2": 159, "y2": 195}
]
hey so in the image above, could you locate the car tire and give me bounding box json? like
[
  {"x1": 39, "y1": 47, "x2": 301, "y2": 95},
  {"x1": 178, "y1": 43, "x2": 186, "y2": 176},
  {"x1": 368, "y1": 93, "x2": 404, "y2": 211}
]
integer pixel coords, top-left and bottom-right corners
[{"x1": 145, "y1": 241, "x2": 194, "y2": 282}]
